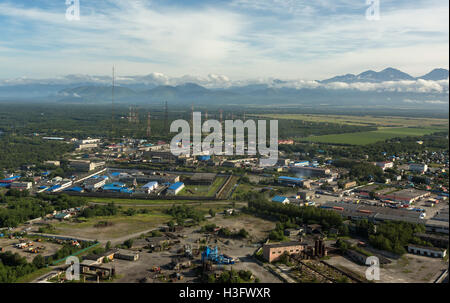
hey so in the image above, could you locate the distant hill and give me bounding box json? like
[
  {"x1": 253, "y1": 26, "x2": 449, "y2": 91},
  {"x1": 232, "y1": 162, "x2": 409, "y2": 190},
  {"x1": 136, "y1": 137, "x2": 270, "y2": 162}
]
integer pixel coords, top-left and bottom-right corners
[
  {"x1": 322, "y1": 67, "x2": 449, "y2": 83},
  {"x1": 418, "y1": 68, "x2": 449, "y2": 80},
  {"x1": 0, "y1": 68, "x2": 447, "y2": 111},
  {"x1": 321, "y1": 67, "x2": 416, "y2": 83}
]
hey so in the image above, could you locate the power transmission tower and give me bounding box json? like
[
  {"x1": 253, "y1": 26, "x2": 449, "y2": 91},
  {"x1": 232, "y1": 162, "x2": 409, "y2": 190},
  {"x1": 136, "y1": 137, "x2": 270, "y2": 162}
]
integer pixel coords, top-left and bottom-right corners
[
  {"x1": 146, "y1": 112, "x2": 151, "y2": 138},
  {"x1": 164, "y1": 101, "x2": 169, "y2": 134},
  {"x1": 111, "y1": 65, "x2": 115, "y2": 139}
]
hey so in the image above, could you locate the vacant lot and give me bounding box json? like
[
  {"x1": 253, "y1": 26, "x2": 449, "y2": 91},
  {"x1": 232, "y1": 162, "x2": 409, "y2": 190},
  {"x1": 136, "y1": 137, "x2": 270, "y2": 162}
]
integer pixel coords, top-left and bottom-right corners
[
  {"x1": 300, "y1": 127, "x2": 443, "y2": 145},
  {"x1": 326, "y1": 253, "x2": 448, "y2": 283},
  {"x1": 51, "y1": 212, "x2": 172, "y2": 241},
  {"x1": 208, "y1": 213, "x2": 277, "y2": 242},
  {"x1": 0, "y1": 237, "x2": 63, "y2": 262}
]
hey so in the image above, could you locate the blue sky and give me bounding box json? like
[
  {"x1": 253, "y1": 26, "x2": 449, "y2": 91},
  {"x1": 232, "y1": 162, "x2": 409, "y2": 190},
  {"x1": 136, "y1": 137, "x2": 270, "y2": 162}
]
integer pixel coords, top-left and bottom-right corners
[{"x1": 0, "y1": 0, "x2": 448, "y2": 80}]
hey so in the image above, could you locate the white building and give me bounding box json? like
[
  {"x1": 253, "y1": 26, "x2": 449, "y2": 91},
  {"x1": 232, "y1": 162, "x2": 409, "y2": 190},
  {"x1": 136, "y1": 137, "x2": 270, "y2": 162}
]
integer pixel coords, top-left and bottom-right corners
[
  {"x1": 167, "y1": 182, "x2": 185, "y2": 195},
  {"x1": 84, "y1": 178, "x2": 107, "y2": 192},
  {"x1": 409, "y1": 163, "x2": 428, "y2": 173},
  {"x1": 375, "y1": 161, "x2": 394, "y2": 171}
]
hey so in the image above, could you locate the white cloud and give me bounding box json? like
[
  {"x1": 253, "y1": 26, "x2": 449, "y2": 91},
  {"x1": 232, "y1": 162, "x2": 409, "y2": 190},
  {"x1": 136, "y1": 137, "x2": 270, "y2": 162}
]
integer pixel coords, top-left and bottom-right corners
[{"x1": 0, "y1": 0, "x2": 447, "y2": 80}]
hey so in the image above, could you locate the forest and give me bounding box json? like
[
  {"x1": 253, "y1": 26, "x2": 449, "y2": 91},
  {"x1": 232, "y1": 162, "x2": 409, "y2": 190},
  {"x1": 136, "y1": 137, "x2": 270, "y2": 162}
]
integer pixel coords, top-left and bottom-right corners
[
  {"x1": 0, "y1": 135, "x2": 74, "y2": 170},
  {"x1": 0, "y1": 193, "x2": 86, "y2": 228}
]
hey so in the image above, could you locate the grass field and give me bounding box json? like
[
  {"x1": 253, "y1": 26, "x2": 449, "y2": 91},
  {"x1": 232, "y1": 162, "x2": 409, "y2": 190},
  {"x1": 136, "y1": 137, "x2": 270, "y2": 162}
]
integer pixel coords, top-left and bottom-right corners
[
  {"x1": 180, "y1": 176, "x2": 226, "y2": 197},
  {"x1": 255, "y1": 114, "x2": 449, "y2": 128},
  {"x1": 86, "y1": 197, "x2": 215, "y2": 205},
  {"x1": 299, "y1": 127, "x2": 445, "y2": 145}
]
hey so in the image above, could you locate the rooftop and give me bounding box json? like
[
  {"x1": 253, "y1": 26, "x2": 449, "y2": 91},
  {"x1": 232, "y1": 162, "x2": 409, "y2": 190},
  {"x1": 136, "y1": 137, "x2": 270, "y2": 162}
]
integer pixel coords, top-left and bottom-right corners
[
  {"x1": 264, "y1": 241, "x2": 307, "y2": 249},
  {"x1": 169, "y1": 182, "x2": 184, "y2": 190}
]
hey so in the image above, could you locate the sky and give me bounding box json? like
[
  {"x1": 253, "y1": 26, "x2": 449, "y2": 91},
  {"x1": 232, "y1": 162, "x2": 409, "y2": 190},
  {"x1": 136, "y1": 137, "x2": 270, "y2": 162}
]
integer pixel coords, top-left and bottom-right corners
[{"x1": 0, "y1": 0, "x2": 448, "y2": 81}]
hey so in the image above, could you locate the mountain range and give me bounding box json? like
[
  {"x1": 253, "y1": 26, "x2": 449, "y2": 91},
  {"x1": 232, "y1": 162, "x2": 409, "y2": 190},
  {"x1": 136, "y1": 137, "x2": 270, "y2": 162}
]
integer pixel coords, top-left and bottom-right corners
[
  {"x1": 0, "y1": 68, "x2": 448, "y2": 110},
  {"x1": 320, "y1": 68, "x2": 448, "y2": 83}
]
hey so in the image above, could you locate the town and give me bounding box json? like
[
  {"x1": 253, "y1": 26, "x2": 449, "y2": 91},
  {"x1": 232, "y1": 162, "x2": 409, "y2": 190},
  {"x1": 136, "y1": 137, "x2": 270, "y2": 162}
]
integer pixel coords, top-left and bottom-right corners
[{"x1": 0, "y1": 110, "x2": 448, "y2": 284}]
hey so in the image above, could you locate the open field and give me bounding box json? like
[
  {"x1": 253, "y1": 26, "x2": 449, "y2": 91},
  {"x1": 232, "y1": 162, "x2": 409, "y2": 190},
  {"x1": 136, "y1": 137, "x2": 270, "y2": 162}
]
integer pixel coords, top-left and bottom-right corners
[
  {"x1": 51, "y1": 212, "x2": 172, "y2": 241},
  {"x1": 299, "y1": 127, "x2": 445, "y2": 145},
  {"x1": 326, "y1": 253, "x2": 448, "y2": 283},
  {"x1": 179, "y1": 176, "x2": 226, "y2": 197},
  {"x1": 255, "y1": 114, "x2": 449, "y2": 128},
  {"x1": 86, "y1": 197, "x2": 217, "y2": 206}
]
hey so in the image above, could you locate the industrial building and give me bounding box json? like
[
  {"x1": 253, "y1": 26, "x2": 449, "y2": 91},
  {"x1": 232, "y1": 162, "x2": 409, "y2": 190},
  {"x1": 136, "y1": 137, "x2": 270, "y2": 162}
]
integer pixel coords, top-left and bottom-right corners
[
  {"x1": 10, "y1": 181, "x2": 32, "y2": 191},
  {"x1": 376, "y1": 188, "x2": 430, "y2": 204},
  {"x1": 407, "y1": 244, "x2": 447, "y2": 258},
  {"x1": 409, "y1": 163, "x2": 428, "y2": 173},
  {"x1": 44, "y1": 160, "x2": 60, "y2": 167},
  {"x1": 289, "y1": 166, "x2": 331, "y2": 177},
  {"x1": 75, "y1": 139, "x2": 100, "y2": 150},
  {"x1": 84, "y1": 178, "x2": 107, "y2": 192},
  {"x1": 278, "y1": 176, "x2": 304, "y2": 187},
  {"x1": 272, "y1": 196, "x2": 290, "y2": 204},
  {"x1": 0, "y1": 176, "x2": 21, "y2": 184},
  {"x1": 293, "y1": 161, "x2": 309, "y2": 167},
  {"x1": 142, "y1": 181, "x2": 158, "y2": 191},
  {"x1": 167, "y1": 182, "x2": 185, "y2": 195},
  {"x1": 119, "y1": 173, "x2": 180, "y2": 184},
  {"x1": 414, "y1": 233, "x2": 449, "y2": 248},
  {"x1": 69, "y1": 160, "x2": 105, "y2": 172},
  {"x1": 262, "y1": 242, "x2": 307, "y2": 262},
  {"x1": 84, "y1": 249, "x2": 117, "y2": 264},
  {"x1": 425, "y1": 220, "x2": 449, "y2": 234},
  {"x1": 342, "y1": 181, "x2": 357, "y2": 189},
  {"x1": 375, "y1": 161, "x2": 394, "y2": 171},
  {"x1": 114, "y1": 250, "x2": 140, "y2": 261}
]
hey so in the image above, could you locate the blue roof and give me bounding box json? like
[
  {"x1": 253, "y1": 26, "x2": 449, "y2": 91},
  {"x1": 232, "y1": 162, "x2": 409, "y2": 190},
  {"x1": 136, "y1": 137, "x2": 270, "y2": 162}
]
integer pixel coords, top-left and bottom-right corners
[
  {"x1": 0, "y1": 183, "x2": 10, "y2": 188},
  {"x1": 197, "y1": 155, "x2": 211, "y2": 161},
  {"x1": 278, "y1": 176, "x2": 304, "y2": 182},
  {"x1": 110, "y1": 172, "x2": 120, "y2": 177},
  {"x1": 46, "y1": 185, "x2": 61, "y2": 191},
  {"x1": 120, "y1": 188, "x2": 133, "y2": 194},
  {"x1": 1, "y1": 176, "x2": 21, "y2": 181},
  {"x1": 169, "y1": 182, "x2": 184, "y2": 190},
  {"x1": 103, "y1": 185, "x2": 122, "y2": 191},
  {"x1": 64, "y1": 187, "x2": 84, "y2": 192},
  {"x1": 104, "y1": 182, "x2": 125, "y2": 188},
  {"x1": 272, "y1": 195, "x2": 288, "y2": 203}
]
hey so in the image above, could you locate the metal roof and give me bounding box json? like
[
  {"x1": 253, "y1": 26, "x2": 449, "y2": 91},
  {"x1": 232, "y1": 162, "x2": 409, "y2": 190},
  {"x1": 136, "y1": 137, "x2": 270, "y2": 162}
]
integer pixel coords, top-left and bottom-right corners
[
  {"x1": 272, "y1": 195, "x2": 289, "y2": 203},
  {"x1": 169, "y1": 182, "x2": 184, "y2": 190},
  {"x1": 278, "y1": 176, "x2": 304, "y2": 182}
]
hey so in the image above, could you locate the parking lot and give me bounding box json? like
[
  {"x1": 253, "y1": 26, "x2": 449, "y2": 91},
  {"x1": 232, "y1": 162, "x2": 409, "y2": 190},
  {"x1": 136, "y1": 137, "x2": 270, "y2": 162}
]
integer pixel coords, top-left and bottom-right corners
[{"x1": 0, "y1": 236, "x2": 63, "y2": 262}]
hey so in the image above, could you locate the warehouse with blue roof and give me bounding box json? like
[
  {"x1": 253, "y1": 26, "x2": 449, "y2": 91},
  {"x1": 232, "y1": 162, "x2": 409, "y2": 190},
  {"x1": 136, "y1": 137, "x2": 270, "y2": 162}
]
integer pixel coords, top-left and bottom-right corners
[
  {"x1": 167, "y1": 182, "x2": 185, "y2": 195},
  {"x1": 272, "y1": 196, "x2": 290, "y2": 204},
  {"x1": 278, "y1": 176, "x2": 305, "y2": 187}
]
